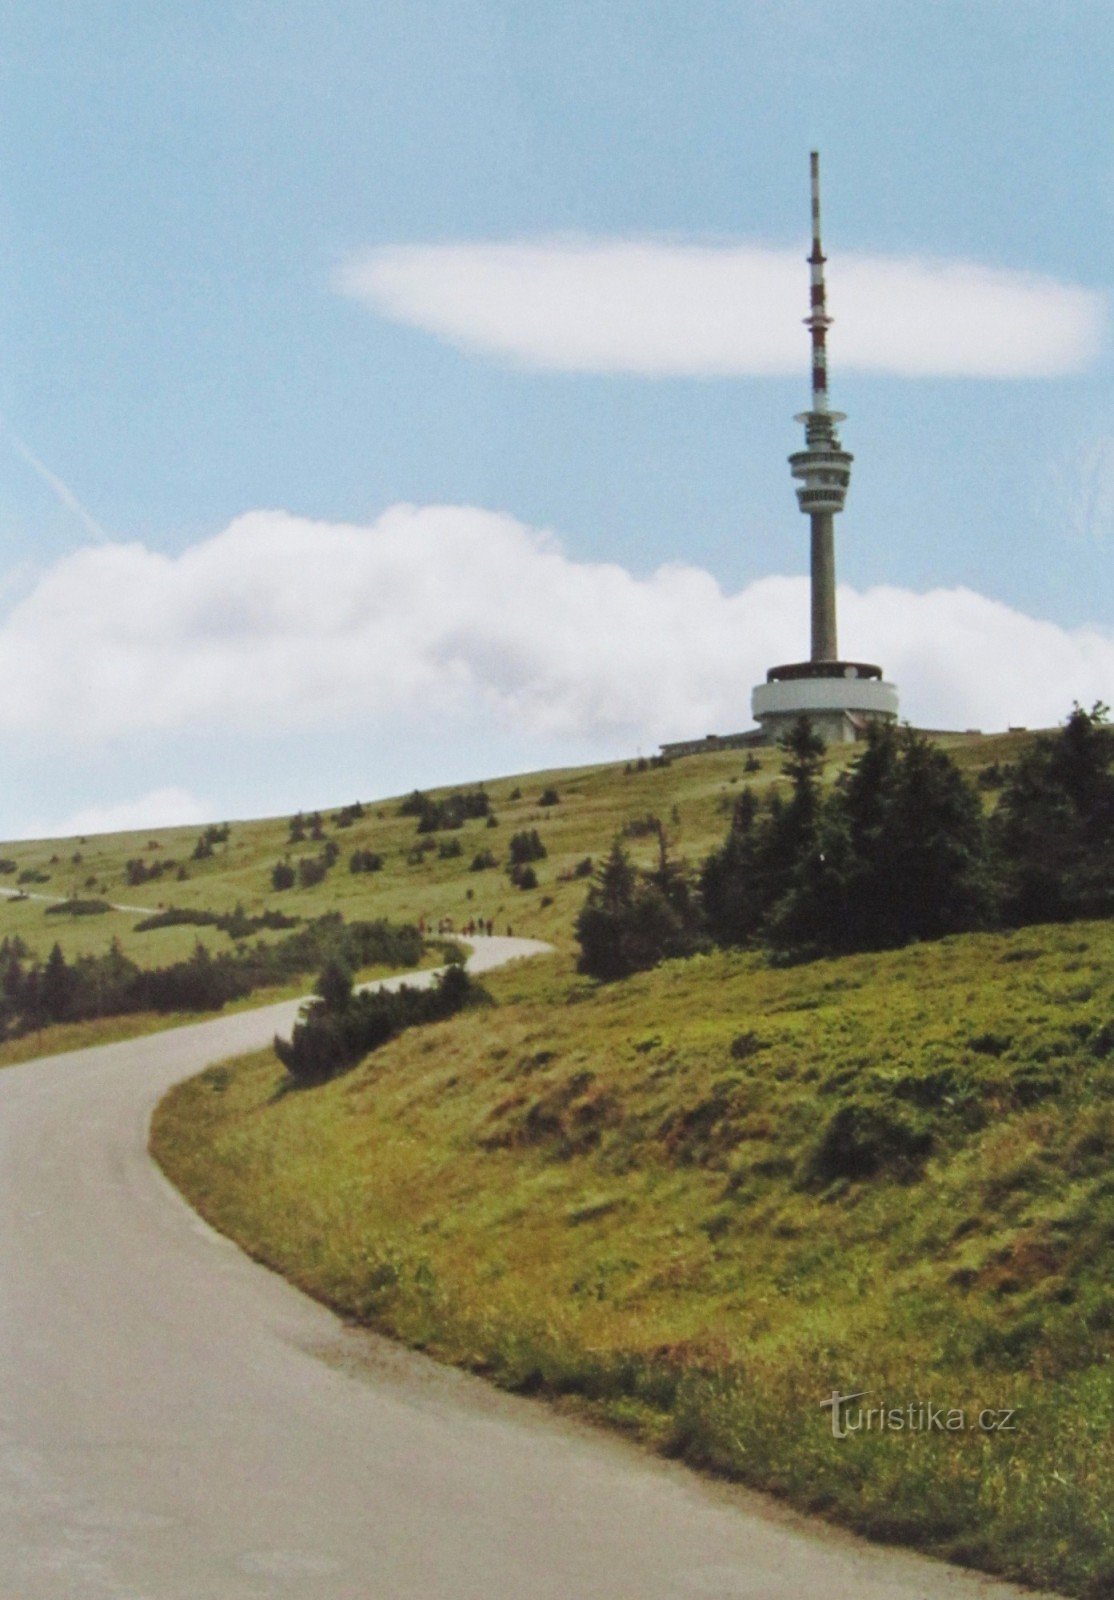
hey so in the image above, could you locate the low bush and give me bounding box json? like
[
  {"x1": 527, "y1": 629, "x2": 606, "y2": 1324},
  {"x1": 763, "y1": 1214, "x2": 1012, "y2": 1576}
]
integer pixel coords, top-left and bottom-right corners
[
  {"x1": 509, "y1": 829, "x2": 547, "y2": 866},
  {"x1": 400, "y1": 788, "x2": 491, "y2": 833},
  {"x1": 134, "y1": 905, "x2": 298, "y2": 936},
  {"x1": 274, "y1": 961, "x2": 490, "y2": 1086},
  {"x1": 350, "y1": 849, "x2": 384, "y2": 874},
  {"x1": 805, "y1": 1101, "x2": 934, "y2": 1185}
]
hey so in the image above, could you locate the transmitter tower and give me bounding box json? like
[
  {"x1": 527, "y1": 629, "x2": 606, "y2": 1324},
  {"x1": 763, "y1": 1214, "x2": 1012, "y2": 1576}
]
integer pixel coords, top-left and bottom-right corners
[{"x1": 751, "y1": 152, "x2": 898, "y2": 744}]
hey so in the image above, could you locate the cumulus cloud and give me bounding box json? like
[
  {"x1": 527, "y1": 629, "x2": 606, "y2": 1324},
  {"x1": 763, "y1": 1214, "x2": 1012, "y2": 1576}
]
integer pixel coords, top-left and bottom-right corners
[
  {"x1": 0, "y1": 507, "x2": 1108, "y2": 755},
  {"x1": 335, "y1": 239, "x2": 1104, "y2": 379},
  {"x1": 21, "y1": 787, "x2": 210, "y2": 843}
]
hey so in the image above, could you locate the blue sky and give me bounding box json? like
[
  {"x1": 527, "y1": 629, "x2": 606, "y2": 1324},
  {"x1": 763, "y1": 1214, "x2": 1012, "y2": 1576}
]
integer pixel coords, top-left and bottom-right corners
[{"x1": 0, "y1": 1, "x2": 1110, "y2": 837}]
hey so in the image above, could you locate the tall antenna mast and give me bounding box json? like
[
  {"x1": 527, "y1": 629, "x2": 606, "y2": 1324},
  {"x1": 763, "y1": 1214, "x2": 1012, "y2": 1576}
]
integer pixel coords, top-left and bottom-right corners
[
  {"x1": 807, "y1": 150, "x2": 831, "y2": 414},
  {"x1": 790, "y1": 150, "x2": 852, "y2": 662}
]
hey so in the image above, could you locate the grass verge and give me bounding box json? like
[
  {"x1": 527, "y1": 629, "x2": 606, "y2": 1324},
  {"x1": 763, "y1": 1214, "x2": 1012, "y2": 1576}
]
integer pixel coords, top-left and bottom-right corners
[{"x1": 151, "y1": 922, "x2": 1114, "y2": 1597}]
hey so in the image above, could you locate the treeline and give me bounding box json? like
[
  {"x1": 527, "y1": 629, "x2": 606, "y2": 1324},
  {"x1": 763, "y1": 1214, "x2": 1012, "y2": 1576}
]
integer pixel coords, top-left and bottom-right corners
[
  {"x1": 0, "y1": 914, "x2": 423, "y2": 1041},
  {"x1": 274, "y1": 956, "x2": 490, "y2": 1085},
  {"x1": 577, "y1": 704, "x2": 1114, "y2": 979}
]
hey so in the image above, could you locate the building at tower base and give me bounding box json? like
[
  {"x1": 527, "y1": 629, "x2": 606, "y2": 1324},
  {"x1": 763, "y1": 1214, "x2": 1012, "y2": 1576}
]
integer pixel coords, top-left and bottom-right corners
[{"x1": 752, "y1": 660, "x2": 899, "y2": 746}]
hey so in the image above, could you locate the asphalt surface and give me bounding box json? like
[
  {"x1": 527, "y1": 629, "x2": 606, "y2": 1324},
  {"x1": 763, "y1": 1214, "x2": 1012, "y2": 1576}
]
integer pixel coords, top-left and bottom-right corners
[{"x1": 0, "y1": 936, "x2": 1050, "y2": 1599}]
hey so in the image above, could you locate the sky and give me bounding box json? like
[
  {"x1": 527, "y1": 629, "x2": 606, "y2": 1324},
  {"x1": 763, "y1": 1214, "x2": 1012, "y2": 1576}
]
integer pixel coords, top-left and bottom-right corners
[{"x1": 0, "y1": 0, "x2": 1111, "y2": 838}]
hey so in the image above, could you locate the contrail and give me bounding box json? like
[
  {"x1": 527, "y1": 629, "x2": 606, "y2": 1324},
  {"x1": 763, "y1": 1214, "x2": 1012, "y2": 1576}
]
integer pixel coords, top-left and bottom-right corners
[{"x1": 4, "y1": 426, "x2": 113, "y2": 544}]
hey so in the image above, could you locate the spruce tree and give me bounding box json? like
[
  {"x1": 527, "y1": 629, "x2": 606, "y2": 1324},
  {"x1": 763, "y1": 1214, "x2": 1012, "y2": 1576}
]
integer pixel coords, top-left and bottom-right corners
[{"x1": 993, "y1": 702, "x2": 1114, "y2": 922}]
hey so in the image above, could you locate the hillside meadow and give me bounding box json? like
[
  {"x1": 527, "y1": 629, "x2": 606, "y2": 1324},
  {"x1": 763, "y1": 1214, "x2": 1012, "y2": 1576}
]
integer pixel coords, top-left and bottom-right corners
[
  {"x1": 153, "y1": 920, "x2": 1113, "y2": 1597},
  {"x1": 1, "y1": 727, "x2": 1032, "y2": 984},
  {"x1": 6, "y1": 727, "x2": 1112, "y2": 1591}
]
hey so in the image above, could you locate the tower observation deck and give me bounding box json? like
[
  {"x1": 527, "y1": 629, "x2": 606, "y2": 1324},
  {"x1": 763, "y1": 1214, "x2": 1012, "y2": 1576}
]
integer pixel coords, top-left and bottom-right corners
[{"x1": 751, "y1": 152, "x2": 898, "y2": 744}]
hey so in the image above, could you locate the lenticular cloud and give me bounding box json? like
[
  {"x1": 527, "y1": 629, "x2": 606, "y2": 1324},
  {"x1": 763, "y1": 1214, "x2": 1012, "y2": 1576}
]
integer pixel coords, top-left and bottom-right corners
[
  {"x1": 0, "y1": 505, "x2": 1108, "y2": 747},
  {"x1": 336, "y1": 240, "x2": 1104, "y2": 379}
]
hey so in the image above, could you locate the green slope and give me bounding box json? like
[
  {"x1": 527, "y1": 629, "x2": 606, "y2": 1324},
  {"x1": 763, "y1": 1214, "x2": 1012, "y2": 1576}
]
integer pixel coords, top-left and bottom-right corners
[
  {"x1": 153, "y1": 920, "x2": 1114, "y2": 1597},
  {"x1": 9, "y1": 728, "x2": 1113, "y2": 1589},
  {"x1": 0, "y1": 728, "x2": 1029, "y2": 971}
]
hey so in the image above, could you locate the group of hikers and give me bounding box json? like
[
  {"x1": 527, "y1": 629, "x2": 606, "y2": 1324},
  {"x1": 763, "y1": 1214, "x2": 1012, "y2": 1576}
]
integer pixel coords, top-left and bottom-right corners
[{"x1": 417, "y1": 914, "x2": 510, "y2": 939}]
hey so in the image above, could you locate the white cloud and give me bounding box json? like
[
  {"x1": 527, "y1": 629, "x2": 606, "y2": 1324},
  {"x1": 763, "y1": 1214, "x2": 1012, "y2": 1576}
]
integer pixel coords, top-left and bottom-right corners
[
  {"x1": 21, "y1": 787, "x2": 210, "y2": 843},
  {"x1": 0, "y1": 507, "x2": 1108, "y2": 755},
  {"x1": 335, "y1": 239, "x2": 1104, "y2": 378}
]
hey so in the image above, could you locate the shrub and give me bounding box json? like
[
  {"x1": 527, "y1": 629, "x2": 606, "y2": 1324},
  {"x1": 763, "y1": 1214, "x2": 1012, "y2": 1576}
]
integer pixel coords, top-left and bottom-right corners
[
  {"x1": 274, "y1": 962, "x2": 490, "y2": 1086},
  {"x1": 135, "y1": 905, "x2": 297, "y2": 936},
  {"x1": 136, "y1": 907, "x2": 219, "y2": 932},
  {"x1": 44, "y1": 898, "x2": 111, "y2": 917},
  {"x1": 511, "y1": 864, "x2": 539, "y2": 890},
  {"x1": 805, "y1": 1101, "x2": 934, "y2": 1184},
  {"x1": 470, "y1": 850, "x2": 498, "y2": 872},
  {"x1": 298, "y1": 857, "x2": 327, "y2": 889},
  {"x1": 192, "y1": 823, "x2": 230, "y2": 861},
  {"x1": 438, "y1": 837, "x2": 463, "y2": 859},
  {"x1": 271, "y1": 860, "x2": 296, "y2": 892},
  {"x1": 539, "y1": 787, "x2": 560, "y2": 807},
  {"x1": 509, "y1": 829, "x2": 547, "y2": 865},
  {"x1": 402, "y1": 788, "x2": 491, "y2": 833},
  {"x1": 621, "y1": 814, "x2": 663, "y2": 839},
  {"x1": 350, "y1": 849, "x2": 384, "y2": 874}
]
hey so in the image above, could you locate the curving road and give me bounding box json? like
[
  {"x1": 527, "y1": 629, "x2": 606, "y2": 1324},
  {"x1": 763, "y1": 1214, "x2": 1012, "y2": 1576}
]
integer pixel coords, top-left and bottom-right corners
[{"x1": 0, "y1": 937, "x2": 1049, "y2": 1599}]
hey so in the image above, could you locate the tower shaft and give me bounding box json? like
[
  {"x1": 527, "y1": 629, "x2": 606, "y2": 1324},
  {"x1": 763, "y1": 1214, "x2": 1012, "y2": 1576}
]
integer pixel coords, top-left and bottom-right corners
[{"x1": 810, "y1": 512, "x2": 838, "y2": 661}]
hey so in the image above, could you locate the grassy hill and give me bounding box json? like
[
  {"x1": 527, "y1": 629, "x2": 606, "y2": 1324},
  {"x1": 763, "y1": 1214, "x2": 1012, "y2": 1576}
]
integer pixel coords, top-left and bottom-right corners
[
  {"x1": 153, "y1": 922, "x2": 1112, "y2": 1597},
  {"x1": 6, "y1": 728, "x2": 1112, "y2": 1592},
  {"x1": 0, "y1": 728, "x2": 1029, "y2": 972}
]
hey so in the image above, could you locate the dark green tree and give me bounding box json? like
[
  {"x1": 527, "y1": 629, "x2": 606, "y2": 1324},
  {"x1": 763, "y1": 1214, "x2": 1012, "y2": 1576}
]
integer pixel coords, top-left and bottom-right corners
[
  {"x1": 575, "y1": 833, "x2": 705, "y2": 980},
  {"x1": 992, "y1": 702, "x2": 1114, "y2": 922},
  {"x1": 40, "y1": 942, "x2": 78, "y2": 1023},
  {"x1": 700, "y1": 788, "x2": 767, "y2": 946},
  {"x1": 316, "y1": 958, "x2": 354, "y2": 1013}
]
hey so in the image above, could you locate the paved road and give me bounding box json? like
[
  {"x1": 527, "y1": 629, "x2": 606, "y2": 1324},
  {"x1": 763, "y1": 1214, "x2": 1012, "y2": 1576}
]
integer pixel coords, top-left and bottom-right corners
[{"x1": 0, "y1": 938, "x2": 1048, "y2": 1599}]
